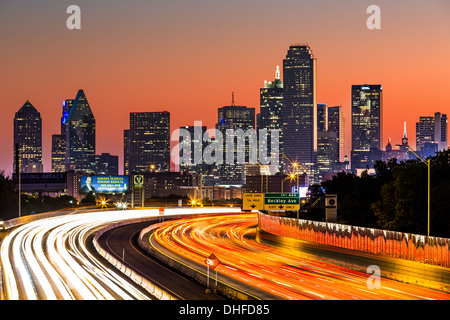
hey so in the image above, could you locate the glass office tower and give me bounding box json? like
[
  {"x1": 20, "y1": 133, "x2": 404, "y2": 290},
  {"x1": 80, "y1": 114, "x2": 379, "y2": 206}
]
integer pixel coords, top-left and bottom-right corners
[
  {"x1": 13, "y1": 101, "x2": 43, "y2": 173},
  {"x1": 282, "y1": 45, "x2": 317, "y2": 182},
  {"x1": 65, "y1": 90, "x2": 96, "y2": 173}
]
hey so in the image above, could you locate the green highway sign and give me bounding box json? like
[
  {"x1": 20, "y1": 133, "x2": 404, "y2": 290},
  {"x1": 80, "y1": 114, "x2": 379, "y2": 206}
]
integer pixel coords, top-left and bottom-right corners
[{"x1": 264, "y1": 193, "x2": 300, "y2": 210}]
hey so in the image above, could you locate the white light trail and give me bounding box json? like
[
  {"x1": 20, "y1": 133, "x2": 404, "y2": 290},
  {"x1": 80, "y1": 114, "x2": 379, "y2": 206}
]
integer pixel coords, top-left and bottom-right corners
[{"x1": 1, "y1": 207, "x2": 240, "y2": 300}]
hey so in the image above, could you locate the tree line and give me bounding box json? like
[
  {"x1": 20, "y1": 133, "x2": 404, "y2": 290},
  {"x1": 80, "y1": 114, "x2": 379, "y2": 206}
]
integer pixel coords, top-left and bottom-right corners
[
  {"x1": 321, "y1": 149, "x2": 450, "y2": 238},
  {"x1": 0, "y1": 171, "x2": 77, "y2": 221}
]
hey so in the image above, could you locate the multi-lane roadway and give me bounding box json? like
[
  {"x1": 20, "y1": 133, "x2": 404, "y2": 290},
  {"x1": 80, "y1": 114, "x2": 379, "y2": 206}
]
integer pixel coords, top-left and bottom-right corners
[
  {"x1": 148, "y1": 213, "x2": 450, "y2": 300},
  {"x1": 1, "y1": 209, "x2": 449, "y2": 300},
  {"x1": 0, "y1": 208, "x2": 240, "y2": 300},
  {"x1": 1, "y1": 210, "x2": 155, "y2": 299}
]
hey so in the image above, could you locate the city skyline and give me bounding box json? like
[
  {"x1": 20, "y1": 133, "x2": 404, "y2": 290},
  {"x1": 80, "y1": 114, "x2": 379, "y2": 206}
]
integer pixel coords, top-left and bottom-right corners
[{"x1": 1, "y1": 1, "x2": 450, "y2": 174}]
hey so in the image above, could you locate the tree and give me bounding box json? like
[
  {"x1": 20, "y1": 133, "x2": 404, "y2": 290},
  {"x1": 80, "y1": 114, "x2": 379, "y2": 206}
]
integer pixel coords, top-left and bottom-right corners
[{"x1": 0, "y1": 170, "x2": 18, "y2": 220}]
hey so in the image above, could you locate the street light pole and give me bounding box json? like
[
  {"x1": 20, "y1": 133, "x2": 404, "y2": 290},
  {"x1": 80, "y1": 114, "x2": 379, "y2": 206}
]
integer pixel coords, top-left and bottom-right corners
[
  {"x1": 16, "y1": 144, "x2": 32, "y2": 218},
  {"x1": 427, "y1": 158, "x2": 430, "y2": 237}
]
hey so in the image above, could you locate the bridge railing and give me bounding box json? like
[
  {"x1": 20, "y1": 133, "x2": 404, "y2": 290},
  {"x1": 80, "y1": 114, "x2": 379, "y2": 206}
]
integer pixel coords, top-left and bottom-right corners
[{"x1": 258, "y1": 212, "x2": 450, "y2": 268}]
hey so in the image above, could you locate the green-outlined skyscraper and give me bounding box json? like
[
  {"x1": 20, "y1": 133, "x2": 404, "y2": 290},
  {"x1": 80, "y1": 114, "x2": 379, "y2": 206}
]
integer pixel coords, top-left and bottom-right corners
[{"x1": 65, "y1": 89, "x2": 96, "y2": 173}]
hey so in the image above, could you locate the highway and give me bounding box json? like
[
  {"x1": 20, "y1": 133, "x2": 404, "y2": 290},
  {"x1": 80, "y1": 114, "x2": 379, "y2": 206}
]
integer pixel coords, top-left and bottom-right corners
[
  {"x1": 1, "y1": 210, "x2": 156, "y2": 299},
  {"x1": 0, "y1": 208, "x2": 239, "y2": 300},
  {"x1": 97, "y1": 221, "x2": 224, "y2": 300},
  {"x1": 148, "y1": 213, "x2": 450, "y2": 300},
  {"x1": 2, "y1": 208, "x2": 450, "y2": 300}
]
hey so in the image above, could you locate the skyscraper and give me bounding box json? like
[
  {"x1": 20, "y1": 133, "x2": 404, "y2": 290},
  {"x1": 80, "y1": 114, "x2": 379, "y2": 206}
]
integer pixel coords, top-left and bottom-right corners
[
  {"x1": 216, "y1": 94, "x2": 255, "y2": 184},
  {"x1": 13, "y1": 101, "x2": 43, "y2": 173},
  {"x1": 327, "y1": 106, "x2": 345, "y2": 163},
  {"x1": 125, "y1": 111, "x2": 171, "y2": 174},
  {"x1": 123, "y1": 129, "x2": 130, "y2": 176},
  {"x1": 351, "y1": 85, "x2": 383, "y2": 151},
  {"x1": 65, "y1": 90, "x2": 96, "y2": 173},
  {"x1": 317, "y1": 131, "x2": 338, "y2": 181},
  {"x1": 51, "y1": 134, "x2": 66, "y2": 173},
  {"x1": 351, "y1": 84, "x2": 383, "y2": 172},
  {"x1": 260, "y1": 66, "x2": 283, "y2": 174},
  {"x1": 384, "y1": 122, "x2": 410, "y2": 162},
  {"x1": 317, "y1": 103, "x2": 327, "y2": 132},
  {"x1": 97, "y1": 153, "x2": 119, "y2": 175},
  {"x1": 282, "y1": 45, "x2": 317, "y2": 179},
  {"x1": 415, "y1": 112, "x2": 447, "y2": 157},
  {"x1": 434, "y1": 112, "x2": 447, "y2": 152},
  {"x1": 52, "y1": 99, "x2": 73, "y2": 172},
  {"x1": 178, "y1": 124, "x2": 209, "y2": 175}
]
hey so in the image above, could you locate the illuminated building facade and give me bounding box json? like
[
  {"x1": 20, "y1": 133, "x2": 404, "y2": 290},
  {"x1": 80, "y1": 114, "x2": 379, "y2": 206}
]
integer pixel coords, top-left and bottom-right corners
[
  {"x1": 351, "y1": 84, "x2": 383, "y2": 172},
  {"x1": 416, "y1": 112, "x2": 447, "y2": 158},
  {"x1": 327, "y1": 105, "x2": 345, "y2": 163},
  {"x1": 385, "y1": 122, "x2": 410, "y2": 162},
  {"x1": 317, "y1": 103, "x2": 327, "y2": 132},
  {"x1": 123, "y1": 129, "x2": 130, "y2": 175},
  {"x1": 125, "y1": 111, "x2": 171, "y2": 174},
  {"x1": 317, "y1": 131, "x2": 338, "y2": 181},
  {"x1": 260, "y1": 66, "x2": 283, "y2": 174},
  {"x1": 179, "y1": 124, "x2": 210, "y2": 175},
  {"x1": 51, "y1": 134, "x2": 66, "y2": 172},
  {"x1": 216, "y1": 96, "x2": 255, "y2": 184},
  {"x1": 434, "y1": 112, "x2": 448, "y2": 151},
  {"x1": 65, "y1": 90, "x2": 96, "y2": 173},
  {"x1": 52, "y1": 99, "x2": 73, "y2": 172},
  {"x1": 13, "y1": 101, "x2": 43, "y2": 173},
  {"x1": 282, "y1": 45, "x2": 317, "y2": 180}
]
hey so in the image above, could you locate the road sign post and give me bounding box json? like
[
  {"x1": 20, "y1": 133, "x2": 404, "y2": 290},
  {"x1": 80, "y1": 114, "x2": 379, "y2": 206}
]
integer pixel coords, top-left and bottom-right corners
[{"x1": 204, "y1": 253, "x2": 220, "y2": 293}]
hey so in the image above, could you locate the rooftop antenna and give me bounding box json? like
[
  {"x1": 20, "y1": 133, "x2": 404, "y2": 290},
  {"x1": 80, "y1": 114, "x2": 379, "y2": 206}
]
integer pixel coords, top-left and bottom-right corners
[
  {"x1": 403, "y1": 121, "x2": 407, "y2": 139},
  {"x1": 231, "y1": 91, "x2": 235, "y2": 106}
]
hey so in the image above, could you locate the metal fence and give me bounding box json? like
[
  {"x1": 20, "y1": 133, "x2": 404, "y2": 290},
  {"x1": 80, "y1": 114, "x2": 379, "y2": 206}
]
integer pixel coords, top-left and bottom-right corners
[{"x1": 258, "y1": 212, "x2": 450, "y2": 268}]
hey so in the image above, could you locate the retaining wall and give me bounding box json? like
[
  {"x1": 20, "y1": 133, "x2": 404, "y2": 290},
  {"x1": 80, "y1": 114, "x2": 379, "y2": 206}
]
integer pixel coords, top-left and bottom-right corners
[{"x1": 258, "y1": 212, "x2": 450, "y2": 268}]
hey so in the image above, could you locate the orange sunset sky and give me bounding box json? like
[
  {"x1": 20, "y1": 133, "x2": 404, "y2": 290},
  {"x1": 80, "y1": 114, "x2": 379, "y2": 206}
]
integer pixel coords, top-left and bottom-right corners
[{"x1": 1, "y1": 0, "x2": 450, "y2": 175}]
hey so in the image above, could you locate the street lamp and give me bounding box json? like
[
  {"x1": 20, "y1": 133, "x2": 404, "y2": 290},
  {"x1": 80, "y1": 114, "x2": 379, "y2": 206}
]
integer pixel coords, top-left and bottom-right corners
[
  {"x1": 396, "y1": 144, "x2": 430, "y2": 237},
  {"x1": 281, "y1": 173, "x2": 295, "y2": 193},
  {"x1": 16, "y1": 144, "x2": 33, "y2": 218},
  {"x1": 282, "y1": 154, "x2": 309, "y2": 220},
  {"x1": 282, "y1": 154, "x2": 308, "y2": 189}
]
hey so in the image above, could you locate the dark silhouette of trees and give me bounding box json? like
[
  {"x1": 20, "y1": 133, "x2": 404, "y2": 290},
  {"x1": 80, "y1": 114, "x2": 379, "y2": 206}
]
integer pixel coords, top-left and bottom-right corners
[
  {"x1": 322, "y1": 150, "x2": 450, "y2": 238},
  {"x1": 0, "y1": 171, "x2": 77, "y2": 221}
]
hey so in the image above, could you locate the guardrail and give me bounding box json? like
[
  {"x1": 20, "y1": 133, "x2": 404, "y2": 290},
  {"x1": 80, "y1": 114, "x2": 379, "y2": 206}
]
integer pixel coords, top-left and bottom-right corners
[
  {"x1": 137, "y1": 213, "x2": 259, "y2": 300},
  {"x1": 94, "y1": 207, "x2": 247, "y2": 300},
  {"x1": 258, "y1": 212, "x2": 450, "y2": 268},
  {"x1": 92, "y1": 217, "x2": 178, "y2": 300}
]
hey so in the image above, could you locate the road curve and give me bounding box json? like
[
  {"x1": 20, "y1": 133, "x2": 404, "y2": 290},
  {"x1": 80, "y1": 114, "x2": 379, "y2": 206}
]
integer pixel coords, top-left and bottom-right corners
[
  {"x1": 148, "y1": 213, "x2": 450, "y2": 300},
  {"x1": 97, "y1": 221, "x2": 224, "y2": 300},
  {"x1": 0, "y1": 208, "x2": 241, "y2": 300},
  {"x1": 1, "y1": 211, "x2": 155, "y2": 299}
]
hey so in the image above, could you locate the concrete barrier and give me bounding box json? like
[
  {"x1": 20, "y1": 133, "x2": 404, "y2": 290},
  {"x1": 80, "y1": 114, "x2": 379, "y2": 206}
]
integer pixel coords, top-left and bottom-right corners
[
  {"x1": 137, "y1": 217, "x2": 259, "y2": 300},
  {"x1": 92, "y1": 217, "x2": 177, "y2": 300},
  {"x1": 258, "y1": 212, "x2": 450, "y2": 267},
  {"x1": 258, "y1": 212, "x2": 450, "y2": 293},
  {"x1": 93, "y1": 208, "x2": 250, "y2": 300}
]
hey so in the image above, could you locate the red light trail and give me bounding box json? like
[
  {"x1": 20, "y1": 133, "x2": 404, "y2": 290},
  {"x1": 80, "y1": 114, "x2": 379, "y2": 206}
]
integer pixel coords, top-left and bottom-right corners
[{"x1": 151, "y1": 213, "x2": 450, "y2": 300}]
